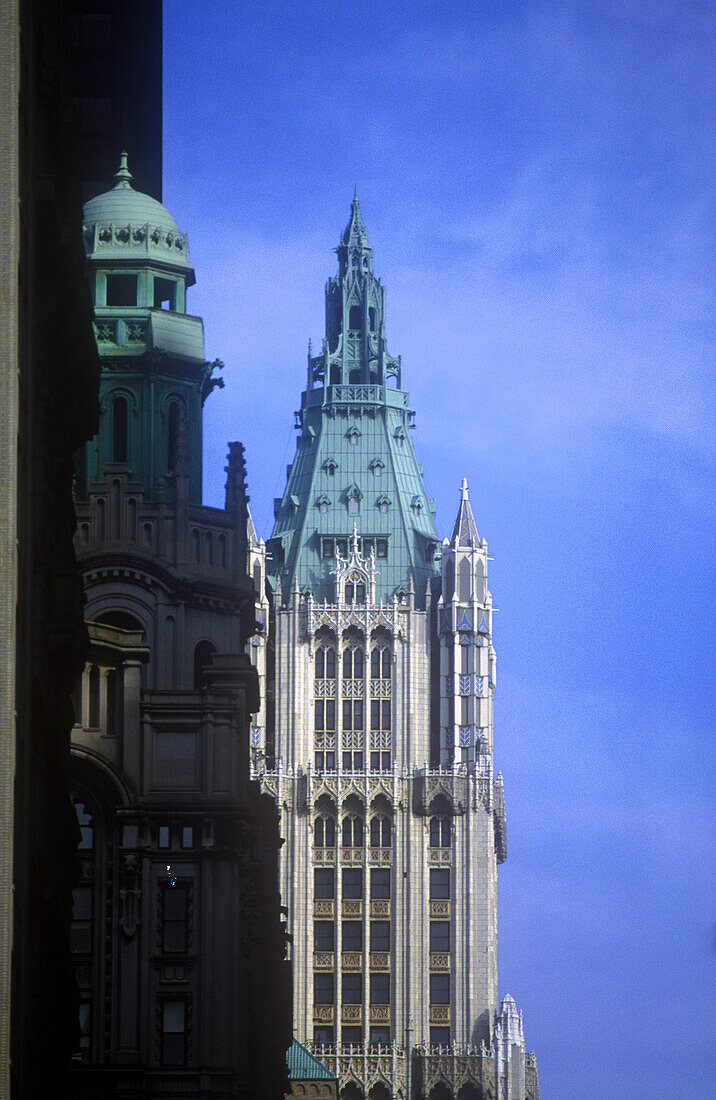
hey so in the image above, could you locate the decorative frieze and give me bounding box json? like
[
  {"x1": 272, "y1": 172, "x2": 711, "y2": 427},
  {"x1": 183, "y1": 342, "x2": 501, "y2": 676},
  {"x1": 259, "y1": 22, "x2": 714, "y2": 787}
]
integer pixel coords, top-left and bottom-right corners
[{"x1": 341, "y1": 951, "x2": 362, "y2": 971}]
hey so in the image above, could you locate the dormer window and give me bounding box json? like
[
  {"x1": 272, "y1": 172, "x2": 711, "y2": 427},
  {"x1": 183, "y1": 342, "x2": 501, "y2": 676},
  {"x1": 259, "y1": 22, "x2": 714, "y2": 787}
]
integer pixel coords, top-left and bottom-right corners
[
  {"x1": 370, "y1": 458, "x2": 384, "y2": 479},
  {"x1": 394, "y1": 427, "x2": 407, "y2": 447},
  {"x1": 347, "y1": 427, "x2": 360, "y2": 446},
  {"x1": 323, "y1": 458, "x2": 338, "y2": 476},
  {"x1": 316, "y1": 494, "x2": 330, "y2": 515},
  {"x1": 411, "y1": 495, "x2": 423, "y2": 514},
  {"x1": 376, "y1": 495, "x2": 390, "y2": 516}
]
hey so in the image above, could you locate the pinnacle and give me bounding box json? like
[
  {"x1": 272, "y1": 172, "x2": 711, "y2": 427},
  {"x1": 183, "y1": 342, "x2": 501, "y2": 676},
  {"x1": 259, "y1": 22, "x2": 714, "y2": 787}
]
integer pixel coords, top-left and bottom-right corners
[{"x1": 113, "y1": 150, "x2": 134, "y2": 190}]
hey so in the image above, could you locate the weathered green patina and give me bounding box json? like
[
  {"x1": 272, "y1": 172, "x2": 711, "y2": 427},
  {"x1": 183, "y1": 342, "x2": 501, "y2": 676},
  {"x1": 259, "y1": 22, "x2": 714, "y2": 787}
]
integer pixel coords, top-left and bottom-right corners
[
  {"x1": 76, "y1": 153, "x2": 222, "y2": 502},
  {"x1": 268, "y1": 196, "x2": 440, "y2": 605}
]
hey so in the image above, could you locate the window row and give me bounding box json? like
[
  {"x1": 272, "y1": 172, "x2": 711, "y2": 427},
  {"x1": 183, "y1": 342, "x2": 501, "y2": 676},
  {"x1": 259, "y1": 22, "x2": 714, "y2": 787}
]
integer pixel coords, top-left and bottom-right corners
[
  {"x1": 314, "y1": 814, "x2": 392, "y2": 848},
  {"x1": 314, "y1": 919, "x2": 391, "y2": 952},
  {"x1": 314, "y1": 750, "x2": 392, "y2": 773},
  {"x1": 322, "y1": 537, "x2": 388, "y2": 560},
  {"x1": 315, "y1": 647, "x2": 391, "y2": 680},
  {"x1": 314, "y1": 700, "x2": 392, "y2": 731},
  {"x1": 314, "y1": 972, "x2": 390, "y2": 1005},
  {"x1": 315, "y1": 868, "x2": 390, "y2": 899},
  {"x1": 313, "y1": 1026, "x2": 391, "y2": 1046}
]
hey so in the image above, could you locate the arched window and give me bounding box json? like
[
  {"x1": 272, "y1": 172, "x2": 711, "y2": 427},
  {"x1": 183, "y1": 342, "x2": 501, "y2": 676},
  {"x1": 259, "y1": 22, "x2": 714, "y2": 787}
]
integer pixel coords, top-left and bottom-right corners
[
  {"x1": 168, "y1": 402, "x2": 180, "y2": 471},
  {"x1": 370, "y1": 815, "x2": 391, "y2": 848},
  {"x1": 194, "y1": 640, "x2": 217, "y2": 690},
  {"x1": 316, "y1": 647, "x2": 336, "y2": 679},
  {"x1": 342, "y1": 814, "x2": 363, "y2": 848},
  {"x1": 348, "y1": 305, "x2": 362, "y2": 330},
  {"x1": 429, "y1": 816, "x2": 451, "y2": 848},
  {"x1": 444, "y1": 559, "x2": 455, "y2": 601},
  {"x1": 112, "y1": 394, "x2": 128, "y2": 463},
  {"x1": 458, "y1": 557, "x2": 471, "y2": 602},
  {"x1": 88, "y1": 666, "x2": 100, "y2": 728},
  {"x1": 370, "y1": 646, "x2": 390, "y2": 679},
  {"x1": 343, "y1": 647, "x2": 364, "y2": 679},
  {"x1": 314, "y1": 815, "x2": 336, "y2": 847}
]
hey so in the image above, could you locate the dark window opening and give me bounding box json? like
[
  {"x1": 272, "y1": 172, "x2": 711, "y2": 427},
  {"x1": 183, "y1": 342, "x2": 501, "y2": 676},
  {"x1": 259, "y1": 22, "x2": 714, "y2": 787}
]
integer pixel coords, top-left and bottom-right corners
[
  {"x1": 342, "y1": 868, "x2": 363, "y2": 898},
  {"x1": 376, "y1": 539, "x2": 388, "y2": 558},
  {"x1": 314, "y1": 868, "x2": 335, "y2": 898},
  {"x1": 370, "y1": 921, "x2": 390, "y2": 951},
  {"x1": 314, "y1": 1026, "x2": 334, "y2": 1044},
  {"x1": 314, "y1": 921, "x2": 335, "y2": 951},
  {"x1": 342, "y1": 920, "x2": 362, "y2": 951},
  {"x1": 429, "y1": 816, "x2": 452, "y2": 848},
  {"x1": 430, "y1": 973, "x2": 450, "y2": 1004},
  {"x1": 430, "y1": 1027, "x2": 450, "y2": 1045},
  {"x1": 161, "y1": 1000, "x2": 186, "y2": 1066},
  {"x1": 314, "y1": 816, "x2": 336, "y2": 847},
  {"x1": 369, "y1": 307, "x2": 376, "y2": 331},
  {"x1": 342, "y1": 973, "x2": 361, "y2": 1003},
  {"x1": 154, "y1": 277, "x2": 177, "y2": 311},
  {"x1": 194, "y1": 640, "x2": 217, "y2": 690},
  {"x1": 430, "y1": 869, "x2": 450, "y2": 899},
  {"x1": 342, "y1": 816, "x2": 363, "y2": 847},
  {"x1": 106, "y1": 273, "x2": 137, "y2": 307},
  {"x1": 342, "y1": 1026, "x2": 362, "y2": 1044},
  {"x1": 430, "y1": 921, "x2": 451, "y2": 952},
  {"x1": 370, "y1": 1026, "x2": 390, "y2": 1046},
  {"x1": 370, "y1": 816, "x2": 391, "y2": 847},
  {"x1": 168, "y1": 403, "x2": 180, "y2": 471},
  {"x1": 112, "y1": 395, "x2": 128, "y2": 463},
  {"x1": 370, "y1": 751, "x2": 391, "y2": 772},
  {"x1": 370, "y1": 869, "x2": 390, "y2": 899},
  {"x1": 314, "y1": 751, "x2": 336, "y2": 771},
  {"x1": 314, "y1": 973, "x2": 334, "y2": 1004},
  {"x1": 71, "y1": 885, "x2": 93, "y2": 954},
  {"x1": 323, "y1": 539, "x2": 334, "y2": 559},
  {"x1": 349, "y1": 305, "x2": 362, "y2": 330},
  {"x1": 88, "y1": 665, "x2": 100, "y2": 728},
  {"x1": 370, "y1": 973, "x2": 390, "y2": 1004},
  {"x1": 342, "y1": 750, "x2": 364, "y2": 772},
  {"x1": 162, "y1": 885, "x2": 188, "y2": 954}
]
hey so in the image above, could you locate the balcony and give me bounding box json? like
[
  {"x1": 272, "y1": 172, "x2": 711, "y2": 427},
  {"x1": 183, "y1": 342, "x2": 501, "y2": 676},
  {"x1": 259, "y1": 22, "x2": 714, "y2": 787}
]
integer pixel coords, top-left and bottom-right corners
[
  {"x1": 313, "y1": 1005, "x2": 334, "y2": 1024},
  {"x1": 429, "y1": 900, "x2": 449, "y2": 919},
  {"x1": 341, "y1": 1004, "x2": 362, "y2": 1024},
  {"x1": 369, "y1": 951, "x2": 389, "y2": 970},
  {"x1": 314, "y1": 899, "x2": 335, "y2": 919},
  {"x1": 429, "y1": 1005, "x2": 450, "y2": 1025},
  {"x1": 342, "y1": 899, "x2": 362, "y2": 918},
  {"x1": 429, "y1": 952, "x2": 450, "y2": 971},
  {"x1": 314, "y1": 952, "x2": 334, "y2": 969},
  {"x1": 370, "y1": 899, "x2": 390, "y2": 919},
  {"x1": 341, "y1": 951, "x2": 362, "y2": 970}
]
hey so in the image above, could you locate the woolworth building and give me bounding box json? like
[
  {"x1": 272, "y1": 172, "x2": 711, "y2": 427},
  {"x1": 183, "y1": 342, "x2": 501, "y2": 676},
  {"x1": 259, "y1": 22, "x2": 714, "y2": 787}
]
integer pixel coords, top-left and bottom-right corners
[{"x1": 248, "y1": 196, "x2": 540, "y2": 1100}]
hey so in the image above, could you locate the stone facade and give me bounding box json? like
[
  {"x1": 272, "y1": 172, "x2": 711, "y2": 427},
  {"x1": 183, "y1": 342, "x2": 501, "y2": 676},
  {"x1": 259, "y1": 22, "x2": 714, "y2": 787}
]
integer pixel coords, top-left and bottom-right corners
[
  {"x1": 68, "y1": 161, "x2": 291, "y2": 1098},
  {"x1": 250, "y1": 199, "x2": 538, "y2": 1100}
]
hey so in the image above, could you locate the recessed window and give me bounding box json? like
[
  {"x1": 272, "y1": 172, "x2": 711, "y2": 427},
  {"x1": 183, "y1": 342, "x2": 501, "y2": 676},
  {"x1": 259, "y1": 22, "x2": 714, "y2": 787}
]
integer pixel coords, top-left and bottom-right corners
[
  {"x1": 370, "y1": 973, "x2": 390, "y2": 1004},
  {"x1": 71, "y1": 886, "x2": 93, "y2": 954},
  {"x1": 322, "y1": 538, "x2": 334, "y2": 559},
  {"x1": 342, "y1": 973, "x2": 361, "y2": 1003},
  {"x1": 348, "y1": 496, "x2": 359, "y2": 515},
  {"x1": 429, "y1": 817, "x2": 451, "y2": 848},
  {"x1": 154, "y1": 277, "x2": 177, "y2": 311},
  {"x1": 181, "y1": 827, "x2": 193, "y2": 849},
  {"x1": 162, "y1": 885, "x2": 188, "y2": 953},
  {"x1": 430, "y1": 1027, "x2": 450, "y2": 1045},
  {"x1": 343, "y1": 1026, "x2": 362, "y2": 1044},
  {"x1": 158, "y1": 825, "x2": 170, "y2": 849},
  {"x1": 369, "y1": 307, "x2": 376, "y2": 331},
  {"x1": 106, "y1": 274, "x2": 137, "y2": 307},
  {"x1": 430, "y1": 973, "x2": 450, "y2": 1004},
  {"x1": 430, "y1": 921, "x2": 450, "y2": 952},
  {"x1": 161, "y1": 1000, "x2": 186, "y2": 1066},
  {"x1": 112, "y1": 395, "x2": 128, "y2": 463},
  {"x1": 342, "y1": 868, "x2": 363, "y2": 898},
  {"x1": 370, "y1": 921, "x2": 390, "y2": 951},
  {"x1": 349, "y1": 305, "x2": 362, "y2": 330},
  {"x1": 430, "y1": 869, "x2": 450, "y2": 899},
  {"x1": 370, "y1": 869, "x2": 390, "y2": 899},
  {"x1": 342, "y1": 920, "x2": 362, "y2": 951},
  {"x1": 370, "y1": 1026, "x2": 390, "y2": 1046},
  {"x1": 314, "y1": 868, "x2": 335, "y2": 898},
  {"x1": 314, "y1": 921, "x2": 335, "y2": 951},
  {"x1": 314, "y1": 973, "x2": 334, "y2": 1004},
  {"x1": 376, "y1": 539, "x2": 388, "y2": 558},
  {"x1": 314, "y1": 1026, "x2": 334, "y2": 1044}
]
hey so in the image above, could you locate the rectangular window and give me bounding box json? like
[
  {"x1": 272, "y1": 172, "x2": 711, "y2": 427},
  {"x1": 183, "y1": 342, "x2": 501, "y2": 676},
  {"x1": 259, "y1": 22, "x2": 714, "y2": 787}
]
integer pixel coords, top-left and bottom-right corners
[
  {"x1": 158, "y1": 825, "x2": 170, "y2": 849},
  {"x1": 181, "y1": 827, "x2": 193, "y2": 849},
  {"x1": 370, "y1": 1026, "x2": 390, "y2": 1046},
  {"x1": 326, "y1": 700, "x2": 336, "y2": 731},
  {"x1": 342, "y1": 750, "x2": 363, "y2": 772},
  {"x1": 315, "y1": 750, "x2": 335, "y2": 772},
  {"x1": 337, "y1": 539, "x2": 348, "y2": 557},
  {"x1": 430, "y1": 973, "x2": 450, "y2": 1004},
  {"x1": 342, "y1": 920, "x2": 362, "y2": 951},
  {"x1": 323, "y1": 539, "x2": 334, "y2": 559},
  {"x1": 370, "y1": 921, "x2": 390, "y2": 951},
  {"x1": 370, "y1": 973, "x2": 390, "y2": 1004},
  {"x1": 376, "y1": 539, "x2": 388, "y2": 558},
  {"x1": 314, "y1": 973, "x2": 334, "y2": 1004},
  {"x1": 430, "y1": 1027, "x2": 450, "y2": 1045},
  {"x1": 314, "y1": 868, "x2": 335, "y2": 898},
  {"x1": 342, "y1": 1026, "x2": 362, "y2": 1044},
  {"x1": 342, "y1": 700, "x2": 364, "y2": 732},
  {"x1": 461, "y1": 697, "x2": 469, "y2": 725},
  {"x1": 342, "y1": 869, "x2": 362, "y2": 898},
  {"x1": 314, "y1": 1026, "x2": 334, "y2": 1044},
  {"x1": 161, "y1": 1000, "x2": 186, "y2": 1066},
  {"x1": 430, "y1": 869, "x2": 450, "y2": 899},
  {"x1": 77, "y1": 1000, "x2": 91, "y2": 1059},
  {"x1": 71, "y1": 886, "x2": 93, "y2": 954},
  {"x1": 314, "y1": 921, "x2": 335, "y2": 951},
  {"x1": 106, "y1": 273, "x2": 138, "y2": 307},
  {"x1": 342, "y1": 973, "x2": 361, "y2": 1003},
  {"x1": 430, "y1": 921, "x2": 450, "y2": 952},
  {"x1": 154, "y1": 276, "x2": 176, "y2": 311},
  {"x1": 315, "y1": 700, "x2": 325, "y2": 731},
  {"x1": 162, "y1": 886, "x2": 188, "y2": 953},
  {"x1": 370, "y1": 869, "x2": 390, "y2": 899},
  {"x1": 362, "y1": 538, "x2": 374, "y2": 556}
]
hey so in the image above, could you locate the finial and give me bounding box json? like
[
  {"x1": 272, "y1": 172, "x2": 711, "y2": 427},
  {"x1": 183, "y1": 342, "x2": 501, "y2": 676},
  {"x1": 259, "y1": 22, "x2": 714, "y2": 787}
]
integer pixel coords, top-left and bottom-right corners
[
  {"x1": 113, "y1": 150, "x2": 134, "y2": 189},
  {"x1": 460, "y1": 477, "x2": 469, "y2": 501},
  {"x1": 353, "y1": 184, "x2": 359, "y2": 203}
]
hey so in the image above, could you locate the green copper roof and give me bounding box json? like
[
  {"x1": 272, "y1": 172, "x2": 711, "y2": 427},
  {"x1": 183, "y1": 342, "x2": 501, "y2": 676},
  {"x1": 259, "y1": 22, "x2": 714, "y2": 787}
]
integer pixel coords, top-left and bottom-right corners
[
  {"x1": 286, "y1": 1039, "x2": 337, "y2": 1080},
  {"x1": 268, "y1": 197, "x2": 440, "y2": 606}
]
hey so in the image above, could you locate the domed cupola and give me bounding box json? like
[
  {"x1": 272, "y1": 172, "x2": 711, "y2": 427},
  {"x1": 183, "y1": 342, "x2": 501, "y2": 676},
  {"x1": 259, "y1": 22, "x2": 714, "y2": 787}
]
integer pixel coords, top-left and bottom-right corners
[{"x1": 83, "y1": 151, "x2": 194, "y2": 285}]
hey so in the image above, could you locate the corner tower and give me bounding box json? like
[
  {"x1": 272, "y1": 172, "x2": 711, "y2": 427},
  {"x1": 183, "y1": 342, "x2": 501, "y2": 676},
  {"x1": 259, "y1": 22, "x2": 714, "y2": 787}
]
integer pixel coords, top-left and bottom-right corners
[{"x1": 256, "y1": 199, "x2": 539, "y2": 1100}]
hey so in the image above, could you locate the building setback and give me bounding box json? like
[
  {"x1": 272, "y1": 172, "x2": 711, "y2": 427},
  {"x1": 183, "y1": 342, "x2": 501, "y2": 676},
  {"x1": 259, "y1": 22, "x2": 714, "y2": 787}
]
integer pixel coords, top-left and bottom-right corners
[
  {"x1": 249, "y1": 197, "x2": 539, "y2": 1100},
  {"x1": 69, "y1": 157, "x2": 292, "y2": 1098}
]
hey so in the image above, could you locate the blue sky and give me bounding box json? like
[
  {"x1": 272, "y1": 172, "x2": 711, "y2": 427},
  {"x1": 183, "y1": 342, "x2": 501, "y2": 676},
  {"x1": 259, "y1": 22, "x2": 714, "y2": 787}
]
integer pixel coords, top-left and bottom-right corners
[{"x1": 163, "y1": 2, "x2": 714, "y2": 1096}]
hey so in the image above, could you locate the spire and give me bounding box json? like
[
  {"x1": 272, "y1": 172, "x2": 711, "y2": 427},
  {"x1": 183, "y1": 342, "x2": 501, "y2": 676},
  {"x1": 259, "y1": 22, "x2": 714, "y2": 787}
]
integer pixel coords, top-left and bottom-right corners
[
  {"x1": 450, "y1": 478, "x2": 480, "y2": 547},
  {"x1": 113, "y1": 150, "x2": 134, "y2": 190},
  {"x1": 340, "y1": 190, "x2": 370, "y2": 250}
]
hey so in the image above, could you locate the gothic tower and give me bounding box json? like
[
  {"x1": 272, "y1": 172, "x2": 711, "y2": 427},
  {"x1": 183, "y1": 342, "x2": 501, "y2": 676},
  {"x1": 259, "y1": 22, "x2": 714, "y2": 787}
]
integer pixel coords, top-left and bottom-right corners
[
  {"x1": 253, "y1": 199, "x2": 539, "y2": 1100},
  {"x1": 69, "y1": 155, "x2": 291, "y2": 1097}
]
